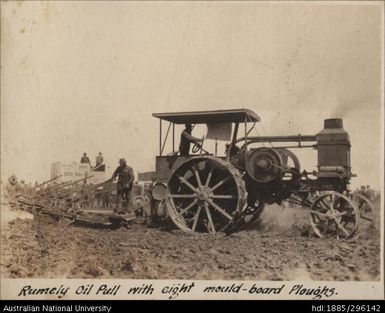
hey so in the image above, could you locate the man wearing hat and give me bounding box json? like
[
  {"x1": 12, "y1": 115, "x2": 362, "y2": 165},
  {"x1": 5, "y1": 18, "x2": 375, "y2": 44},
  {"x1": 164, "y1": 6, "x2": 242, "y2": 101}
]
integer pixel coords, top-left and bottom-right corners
[
  {"x1": 80, "y1": 153, "x2": 91, "y2": 165},
  {"x1": 179, "y1": 124, "x2": 203, "y2": 156},
  {"x1": 111, "y1": 158, "x2": 135, "y2": 213},
  {"x1": 94, "y1": 152, "x2": 105, "y2": 171}
]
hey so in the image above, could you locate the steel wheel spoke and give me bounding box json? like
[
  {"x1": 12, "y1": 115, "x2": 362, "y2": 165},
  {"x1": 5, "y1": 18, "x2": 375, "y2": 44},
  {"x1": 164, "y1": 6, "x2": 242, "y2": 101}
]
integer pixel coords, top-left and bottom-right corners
[
  {"x1": 171, "y1": 194, "x2": 196, "y2": 199},
  {"x1": 314, "y1": 214, "x2": 324, "y2": 224},
  {"x1": 191, "y1": 206, "x2": 202, "y2": 231},
  {"x1": 330, "y1": 193, "x2": 335, "y2": 207},
  {"x1": 310, "y1": 210, "x2": 327, "y2": 217},
  {"x1": 210, "y1": 177, "x2": 230, "y2": 192},
  {"x1": 204, "y1": 202, "x2": 216, "y2": 234},
  {"x1": 205, "y1": 167, "x2": 214, "y2": 187},
  {"x1": 211, "y1": 195, "x2": 235, "y2": 199},
  {"x1": 319, "y1": 199, "x2": 332, "y2": 211},
  {"x1": 207, "y1": 199, "x2": 233, "y2": 221},
  {"x1": 179, "y1": 199, "x2": 198, "y2": 215},
  {"x1": 177, "y1": 175, "x2": 197, "y2": 192},
  {"x1": 193, "y1": 167, "x2": 202, "y2": 187},
  {"x1": 337, "y1": 223, "x2": 350, "y2": 237}
]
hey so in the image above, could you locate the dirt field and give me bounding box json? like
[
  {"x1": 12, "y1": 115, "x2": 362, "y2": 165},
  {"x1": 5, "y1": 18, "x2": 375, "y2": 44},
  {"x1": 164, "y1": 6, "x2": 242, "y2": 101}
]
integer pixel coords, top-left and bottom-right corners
[{"x1": 1, "y1": 202, "x2": 381, "y2": 281}]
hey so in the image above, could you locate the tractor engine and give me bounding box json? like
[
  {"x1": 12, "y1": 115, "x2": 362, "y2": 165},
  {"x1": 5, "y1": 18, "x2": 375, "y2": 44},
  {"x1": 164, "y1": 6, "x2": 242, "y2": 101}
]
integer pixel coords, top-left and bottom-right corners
[
  {"x1": 240, "y1": 117, "x2": 352, "y2": 203},
  {"x1": 244, "y1": 147, "x2": 301, "y2": 204}
]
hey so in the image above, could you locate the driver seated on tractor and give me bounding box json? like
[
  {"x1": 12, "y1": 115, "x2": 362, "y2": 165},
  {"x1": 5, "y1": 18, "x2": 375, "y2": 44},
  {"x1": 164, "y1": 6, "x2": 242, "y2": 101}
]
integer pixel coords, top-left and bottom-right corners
[{"x1": 179, "y1": 123, "x2": 204, "y2": 156}]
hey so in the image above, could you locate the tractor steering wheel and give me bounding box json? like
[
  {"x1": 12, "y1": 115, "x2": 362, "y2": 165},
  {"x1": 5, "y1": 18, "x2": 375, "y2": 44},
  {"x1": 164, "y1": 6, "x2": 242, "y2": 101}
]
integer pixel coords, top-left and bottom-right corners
[
  {"x1": 192, "y1": 137, "x2": 205, "y2": 154},
  {"x1": 192, "y1": 142, "x2": 202, "y2": 154}
]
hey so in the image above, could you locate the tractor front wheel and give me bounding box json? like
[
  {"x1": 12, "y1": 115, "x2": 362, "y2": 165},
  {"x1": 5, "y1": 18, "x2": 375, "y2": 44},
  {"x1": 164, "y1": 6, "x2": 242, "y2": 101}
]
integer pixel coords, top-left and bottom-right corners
[{"x1": 310, "y1": 192, "x2": 359, "y2": 239}]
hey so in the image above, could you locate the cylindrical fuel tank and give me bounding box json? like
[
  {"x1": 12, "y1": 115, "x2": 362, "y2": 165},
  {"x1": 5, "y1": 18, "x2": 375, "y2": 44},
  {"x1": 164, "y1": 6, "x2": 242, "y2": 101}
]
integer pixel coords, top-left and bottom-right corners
[{"x1": 316, "y1": 118, "x2": 351, "y2": 178}]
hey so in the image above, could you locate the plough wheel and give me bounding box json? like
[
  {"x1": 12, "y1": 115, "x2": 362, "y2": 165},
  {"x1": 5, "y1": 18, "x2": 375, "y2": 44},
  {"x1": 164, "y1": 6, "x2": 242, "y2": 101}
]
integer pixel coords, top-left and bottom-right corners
[
  {"x1": 310, "y1": 192, "x2": 359, "y2": 239},
  {"x1": 166, "y1": 156, "x2": 247, "y2": 234},
  {"x1": 352, "y1": 194, "x2": 373, "y2": 222}
]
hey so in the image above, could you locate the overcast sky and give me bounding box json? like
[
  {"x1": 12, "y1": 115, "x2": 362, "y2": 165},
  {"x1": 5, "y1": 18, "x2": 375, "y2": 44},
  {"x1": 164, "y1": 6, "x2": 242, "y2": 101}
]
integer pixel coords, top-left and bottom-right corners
[{"x1": 1, "y1": 1, "x2": 383, "y2": 190}]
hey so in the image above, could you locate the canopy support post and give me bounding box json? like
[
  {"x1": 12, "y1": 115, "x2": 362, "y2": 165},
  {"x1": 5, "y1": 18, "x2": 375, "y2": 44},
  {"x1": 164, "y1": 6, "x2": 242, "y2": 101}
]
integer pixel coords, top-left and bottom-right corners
[
  {"x1": 159, "y1": 119, "x2": 162, "y2": 156},
  {"x1": 172, "y1": 123, "x2": 175, "y2": 153},
  {"x1": 226, "y1": 122, "x2": 239, "y2": 162},
  {"x1": 161, "y1": 122, "x2": 172, "y2": 156},
  {"x1": 244, "y1": 116, "x2": 248, "y2": 170},
  {"x1": 215, "y1": 139, "x2": 218, "y2": 157}
]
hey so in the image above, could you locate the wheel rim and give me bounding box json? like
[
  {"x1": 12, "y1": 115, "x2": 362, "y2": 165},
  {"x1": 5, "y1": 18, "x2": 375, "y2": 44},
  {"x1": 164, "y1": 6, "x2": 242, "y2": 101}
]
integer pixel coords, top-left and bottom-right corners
[
  {"x1": 166, "y1": 157, "x2": 246, "y2": 233},
  {"x1": 310, "y1": 192, "x2": 359, "y2": 239}
]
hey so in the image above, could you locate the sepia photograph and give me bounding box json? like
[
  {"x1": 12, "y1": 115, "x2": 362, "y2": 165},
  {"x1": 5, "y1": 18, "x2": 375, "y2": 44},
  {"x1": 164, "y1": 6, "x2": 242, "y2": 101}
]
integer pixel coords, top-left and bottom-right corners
[{"x1": 0, "y1": 0, "x2": 384, "y2": 300}]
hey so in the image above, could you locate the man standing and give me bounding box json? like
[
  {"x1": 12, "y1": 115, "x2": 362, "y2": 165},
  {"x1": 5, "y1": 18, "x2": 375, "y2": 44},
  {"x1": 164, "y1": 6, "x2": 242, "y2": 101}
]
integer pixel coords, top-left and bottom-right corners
[
  {"x1": 94, "y1": 152, "x2": 105, "y2": 171},
  {"x1": 80, "y1": 153, "x2": 91, "y2": 165},
  {"x1": 111, "y1": 158, "x2": 135, "y2": 213},
  {"x1": 96, "y1": 152, "x2": 103, "y2": 165},
  {"x1": 366, "y1": 185, "x2": 375, "y2": 201},
  {"x1": 179, "y1": 124, "x2": 203, "y2": 156}
]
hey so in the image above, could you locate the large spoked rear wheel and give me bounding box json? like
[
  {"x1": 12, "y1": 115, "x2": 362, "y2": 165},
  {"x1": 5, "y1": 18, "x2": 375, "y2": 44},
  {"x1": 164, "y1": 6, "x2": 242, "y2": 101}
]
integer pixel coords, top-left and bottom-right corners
[
  {"x1": 310, "y1": 192, "x2": 359, "y2": 239},
  {"x1": 166, "y1": 157, "x2": 247, "y2": 234}
]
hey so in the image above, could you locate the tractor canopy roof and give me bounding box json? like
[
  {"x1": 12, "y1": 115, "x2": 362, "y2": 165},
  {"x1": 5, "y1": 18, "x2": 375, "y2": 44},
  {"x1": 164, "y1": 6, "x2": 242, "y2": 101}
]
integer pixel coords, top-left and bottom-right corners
[{"x1": 152, "y1": 108, "x2": 260, "y2": 124}]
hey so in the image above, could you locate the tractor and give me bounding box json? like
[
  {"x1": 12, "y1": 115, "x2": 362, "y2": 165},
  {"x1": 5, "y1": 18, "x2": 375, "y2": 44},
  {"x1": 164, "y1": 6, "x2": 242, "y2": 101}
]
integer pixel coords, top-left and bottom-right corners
[{"x1": 148, "y1": 109, "x2": 367, "y2": 239}]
